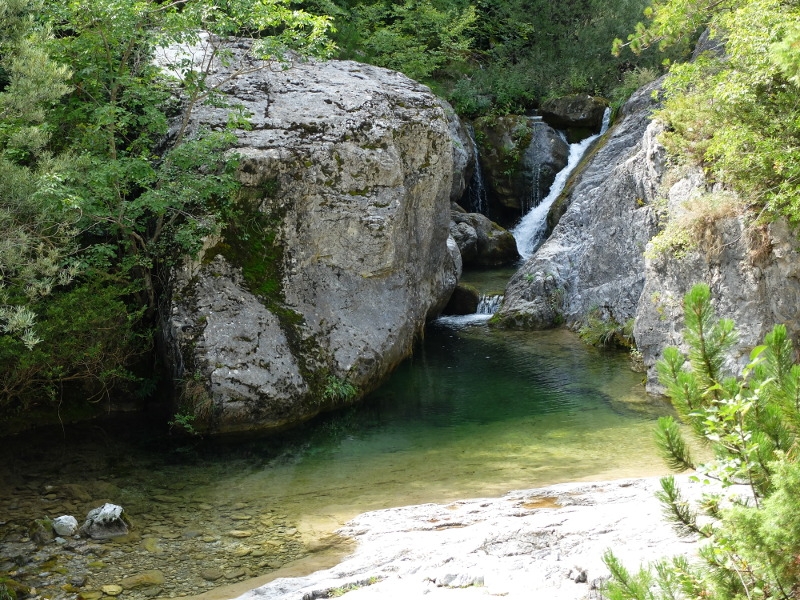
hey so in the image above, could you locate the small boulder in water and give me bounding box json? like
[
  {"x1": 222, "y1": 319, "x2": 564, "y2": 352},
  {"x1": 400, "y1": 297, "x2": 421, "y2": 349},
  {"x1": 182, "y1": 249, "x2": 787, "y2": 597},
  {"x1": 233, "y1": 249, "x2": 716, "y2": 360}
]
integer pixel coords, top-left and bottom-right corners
[
  {"x1": 442, "y1": 284, "x2": 480, "y2": 316},
  {"x1": 52, "y1": 515, "x2": 79, "y2": 537},
  {"x1": 81, "y1": 503, "x2": 129, "y2": 540}
]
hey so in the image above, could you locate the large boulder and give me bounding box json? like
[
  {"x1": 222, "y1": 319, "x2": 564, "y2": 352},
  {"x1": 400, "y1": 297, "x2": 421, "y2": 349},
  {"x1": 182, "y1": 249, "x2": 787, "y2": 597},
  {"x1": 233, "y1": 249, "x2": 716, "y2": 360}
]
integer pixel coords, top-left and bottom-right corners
[
  {"x1": 450, "y1": 211, "x2": 520, "y2": 268},
  {"x1": 471, "y1": 116, "x2": 568, "y2": 226},
  {"x1": 539, "y1": 94, "x2": 609, "y2": 142},
  {"x1": 495, "y1": 78, "x2": 665, "y2": 330},
  {"x1": 164, "y1": 49, "x2": 459, "y2": 433}
]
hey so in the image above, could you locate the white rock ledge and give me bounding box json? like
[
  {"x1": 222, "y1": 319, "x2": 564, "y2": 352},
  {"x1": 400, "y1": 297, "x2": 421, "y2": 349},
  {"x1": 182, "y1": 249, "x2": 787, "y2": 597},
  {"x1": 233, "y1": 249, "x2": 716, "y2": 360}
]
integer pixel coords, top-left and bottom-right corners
[{"x1": 236, "y1": 476, "x2": 715, "y2": 600}]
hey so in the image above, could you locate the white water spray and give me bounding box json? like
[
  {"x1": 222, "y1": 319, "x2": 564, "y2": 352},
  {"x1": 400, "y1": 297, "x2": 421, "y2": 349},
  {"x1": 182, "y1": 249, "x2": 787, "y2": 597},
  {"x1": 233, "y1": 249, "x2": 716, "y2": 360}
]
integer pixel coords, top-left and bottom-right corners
[{"x1": 512, "y1": 107, "x2": 612, "y2": 259}]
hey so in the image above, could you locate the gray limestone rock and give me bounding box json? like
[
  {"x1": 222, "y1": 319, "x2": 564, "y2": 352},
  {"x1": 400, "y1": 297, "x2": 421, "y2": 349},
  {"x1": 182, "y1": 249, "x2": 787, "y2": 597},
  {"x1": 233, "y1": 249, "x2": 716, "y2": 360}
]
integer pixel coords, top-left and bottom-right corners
[
  {"x1": 471, "y1": 116, "x2": 568, "y2": 227},
  {"x1": 496, "y1": 78, "x2": 665, "y2": 330},
  {"x1": 81, "y1": 504, "x2": 128, "y2": 540},
  {"x1": 52, "y1": 515, "x2": 79, "y2": 537},
  {"x1": 634, "y1": 170, "x2": 800, "y2": 392},
  {"x1": 164, "y1": 45, "x2": 458, "y2": 433},
  {"x1": 522, "y1": 121, "x2": 569, "y2": 209},
  {"x1": 451, "y1": 212, "x2": 520, "y2": 268},
  {"x1": 540, "y1": 94, "x2": 610, "y2": 142},
  {"x1": 443, "y1": 101, "x2": 476, "y2": 204}
]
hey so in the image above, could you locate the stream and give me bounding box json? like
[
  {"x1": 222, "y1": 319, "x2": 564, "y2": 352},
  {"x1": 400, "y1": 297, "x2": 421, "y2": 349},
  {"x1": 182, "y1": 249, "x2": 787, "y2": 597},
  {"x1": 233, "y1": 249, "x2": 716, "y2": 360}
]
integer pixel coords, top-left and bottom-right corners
[{"x1": 0, "y1": 270, "x2": 672, "y2": 600}]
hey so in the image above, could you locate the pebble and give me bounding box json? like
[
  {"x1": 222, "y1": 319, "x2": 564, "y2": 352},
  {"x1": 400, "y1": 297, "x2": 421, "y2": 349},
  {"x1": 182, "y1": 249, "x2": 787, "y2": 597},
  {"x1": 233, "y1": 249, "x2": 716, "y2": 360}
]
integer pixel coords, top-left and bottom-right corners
[
  {"x1": 120, "y1": 570, "x2": 166, "y2": 589},
  {"x1": 227, "y1": 530, "x2": 253, "y2": 538},
  {"x1": 102, "y1": 584, "x2": 123, "y2": 596},
  {"x1": 200, "y1": 569, "x2": 224, "y2": 582},
  {"x1": 224, "y1": 568, "x2": 246, "y2": 580},
  {"x1": 141, "y1": 538, "x2": 163, "y2": 554},
  {"x1": 152, "y1": 495, "x2": 182, "y2": 504}
]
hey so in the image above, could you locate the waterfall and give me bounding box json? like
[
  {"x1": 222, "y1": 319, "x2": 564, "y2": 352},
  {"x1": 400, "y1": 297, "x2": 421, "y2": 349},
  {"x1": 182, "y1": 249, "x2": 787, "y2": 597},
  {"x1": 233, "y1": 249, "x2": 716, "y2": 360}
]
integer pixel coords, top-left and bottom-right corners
[
  {"x1": 465, "y1": 125, "x2": 488, "y2": 215},
  {"x1": 436, "y1": 294, "x2": 504, "y2": 328},
  {"x1": 512, "y1": 107, "x2": 612, "y2": 260},
  {"x1": 476, "y1": 294, "x2": 503, "y2": 315}
]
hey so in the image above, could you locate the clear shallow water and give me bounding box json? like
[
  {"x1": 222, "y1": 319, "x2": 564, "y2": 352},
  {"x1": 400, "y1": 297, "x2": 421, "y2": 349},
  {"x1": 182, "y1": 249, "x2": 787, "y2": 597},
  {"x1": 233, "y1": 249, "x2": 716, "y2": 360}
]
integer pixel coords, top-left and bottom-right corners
[{"x1": 0, "y1": 324, "x2": 671, "y2": 598}]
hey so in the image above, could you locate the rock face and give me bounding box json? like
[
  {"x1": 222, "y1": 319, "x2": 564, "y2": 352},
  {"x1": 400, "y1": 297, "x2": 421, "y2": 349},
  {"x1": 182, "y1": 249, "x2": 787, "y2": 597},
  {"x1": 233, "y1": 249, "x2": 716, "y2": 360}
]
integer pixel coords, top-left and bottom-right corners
[
  {"x1": 496, "y1": 71, "x2": 800, "y2": 393},
  {"x1": 634, "y1": 171, "x2": 800, "y2": 391},
  {"x1": 165, "y1": 49, "x2": 459, "y2": 433},
  {"x1": 233, "y1": 476, "x2": 722, "y2": 600},
  {"x1": 540, "y1": 94, "x2": 610, "y2": 142},
  {"x1": 495, "y1": 79, "x2": 665, "y2": 330},
  {"x1": 471, "y1": 116, "x2": 568, "y2": 227}
]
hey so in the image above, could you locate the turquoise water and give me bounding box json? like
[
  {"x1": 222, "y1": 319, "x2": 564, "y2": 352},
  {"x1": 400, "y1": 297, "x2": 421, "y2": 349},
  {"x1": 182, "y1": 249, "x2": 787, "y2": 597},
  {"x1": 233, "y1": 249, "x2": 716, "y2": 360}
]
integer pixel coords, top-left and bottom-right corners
[{"x1": 0, "y1": 320, "x2": 672, "y2": 599}]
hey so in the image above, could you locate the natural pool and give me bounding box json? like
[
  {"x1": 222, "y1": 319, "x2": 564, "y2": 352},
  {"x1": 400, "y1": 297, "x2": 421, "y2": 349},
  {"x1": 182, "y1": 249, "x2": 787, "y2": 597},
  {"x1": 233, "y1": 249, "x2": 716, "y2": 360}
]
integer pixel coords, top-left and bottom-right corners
[{"x1": 0, "y1": 321, "x2": 672, "y2": 600}]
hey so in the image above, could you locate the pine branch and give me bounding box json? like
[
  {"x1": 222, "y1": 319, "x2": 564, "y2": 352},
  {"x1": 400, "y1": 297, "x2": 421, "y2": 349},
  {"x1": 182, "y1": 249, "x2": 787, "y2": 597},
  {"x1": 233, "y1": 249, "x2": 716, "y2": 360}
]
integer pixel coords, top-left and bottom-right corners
[
  {"x1": 655, "y1": 416, "x2": 695, "y2": 472},
  {"x1": 656, "y1": 476, "x2": 709, "y2": 538}
]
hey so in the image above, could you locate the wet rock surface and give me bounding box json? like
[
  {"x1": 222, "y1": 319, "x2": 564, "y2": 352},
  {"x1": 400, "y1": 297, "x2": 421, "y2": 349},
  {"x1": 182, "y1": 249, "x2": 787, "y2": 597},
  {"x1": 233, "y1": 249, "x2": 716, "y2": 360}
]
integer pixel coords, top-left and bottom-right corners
[{"x1": 496, "y1": 78, "x2": 664, "y2": 330}]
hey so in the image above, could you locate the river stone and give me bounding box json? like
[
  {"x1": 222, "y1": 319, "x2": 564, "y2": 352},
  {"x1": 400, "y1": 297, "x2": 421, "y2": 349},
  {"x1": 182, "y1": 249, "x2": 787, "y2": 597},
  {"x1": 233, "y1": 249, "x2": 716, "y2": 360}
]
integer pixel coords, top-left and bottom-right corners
[
  {"x1": 141, "y1": 537, "x2": 164, "y2": 553},
  {"x1": 52, "y1": 515, "x2": 79, "y2": 537},
  {"x1": 201, "y1": 568, "x2": 224, "y2": 582},
  {"x1": 228, "y1": 530, "x2": 253, "y2": 538},
  {"x1": 79, "y1": 592, "x2": 103, "y2": 600},
  {"x1": 119, "y1": 570, "x2": 166, "y2": 589},
  {"x1": 225, "y1": 568, "x2": 247, "y2": 580},
  {"x1": 101, "y1": 585, "x2": 123, "y2": 596},
  {"x1": 81, "y1": 504, "x2": 128, "y2": 540},
  {"x1": 163, "y1": 43, "x2": 458, "y2": 435}
]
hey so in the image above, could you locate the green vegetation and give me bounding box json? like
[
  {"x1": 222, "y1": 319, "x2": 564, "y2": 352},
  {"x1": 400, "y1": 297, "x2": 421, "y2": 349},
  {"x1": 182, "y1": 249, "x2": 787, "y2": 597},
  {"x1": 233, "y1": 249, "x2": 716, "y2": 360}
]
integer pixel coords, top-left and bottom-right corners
[
  {"x1": 322, "y1": 375, "x2": 358, "y2": 404},
  {"x1": 578, "y1": 309, "x2": 635, "y2": 349},
  {"x1": 616, "y1": 0, "x2": 800, "y2": 231},
  {"x1": 604, "y1": 283, "x2": 800, "y2": 600},
  {"x1": 0, "y1": 0, "x2": 334, "y2": 420},
  {"x1": 296, "y1": 0, "x2": 685, "y2": 117}
]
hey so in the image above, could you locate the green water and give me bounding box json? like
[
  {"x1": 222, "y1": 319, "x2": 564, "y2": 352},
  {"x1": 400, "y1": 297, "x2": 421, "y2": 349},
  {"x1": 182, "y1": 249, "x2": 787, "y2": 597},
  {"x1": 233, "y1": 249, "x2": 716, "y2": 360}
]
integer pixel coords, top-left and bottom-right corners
[{"x1": 0, "y1": 322, "x2": 672, "y2": 598}]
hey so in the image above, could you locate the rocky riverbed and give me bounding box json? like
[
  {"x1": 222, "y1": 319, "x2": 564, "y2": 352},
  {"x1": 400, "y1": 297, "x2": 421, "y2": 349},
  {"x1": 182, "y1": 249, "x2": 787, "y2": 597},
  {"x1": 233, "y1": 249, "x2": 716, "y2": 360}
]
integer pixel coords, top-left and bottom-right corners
[
  {"x1": 0, "y1": 472, "x2": 331, "y2": 600},
  {"x1": 234, "y1": 475, "x2": 720, "y2": 600}
]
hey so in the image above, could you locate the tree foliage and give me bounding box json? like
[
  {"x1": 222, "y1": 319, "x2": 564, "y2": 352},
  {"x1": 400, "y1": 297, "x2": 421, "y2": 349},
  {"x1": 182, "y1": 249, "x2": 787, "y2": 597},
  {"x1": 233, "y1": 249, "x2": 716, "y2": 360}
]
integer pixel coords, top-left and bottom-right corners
[
  {"x1": 604, "y1": 283, "x2": 800, "y2": 600},
  {"x1": 296, "y1": 0, "x2": 682, "y2": 117},
  {"x1": 615, "y1": 0, "x2": 800, "y2": 226},
  {"x1": 0, "y1": 0, "x2": 334, "y2": 416}
]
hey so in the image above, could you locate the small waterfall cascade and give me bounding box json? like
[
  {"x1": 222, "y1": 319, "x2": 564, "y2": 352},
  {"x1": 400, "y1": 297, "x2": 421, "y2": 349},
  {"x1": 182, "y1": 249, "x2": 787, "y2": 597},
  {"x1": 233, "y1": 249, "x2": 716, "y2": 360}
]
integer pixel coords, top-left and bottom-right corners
[
  {"x1": 476, "y1": 294, "x2": 503, "y2": 315},
  {"x1": 436, "y1": 293, "x2": 504, "y2": 328},
  {"x1": 465, "y1": 125, "x2": 488, "y2": 214},
  {"x1": 512, "y1": 107, "x2": 612, "y2": 260}
]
